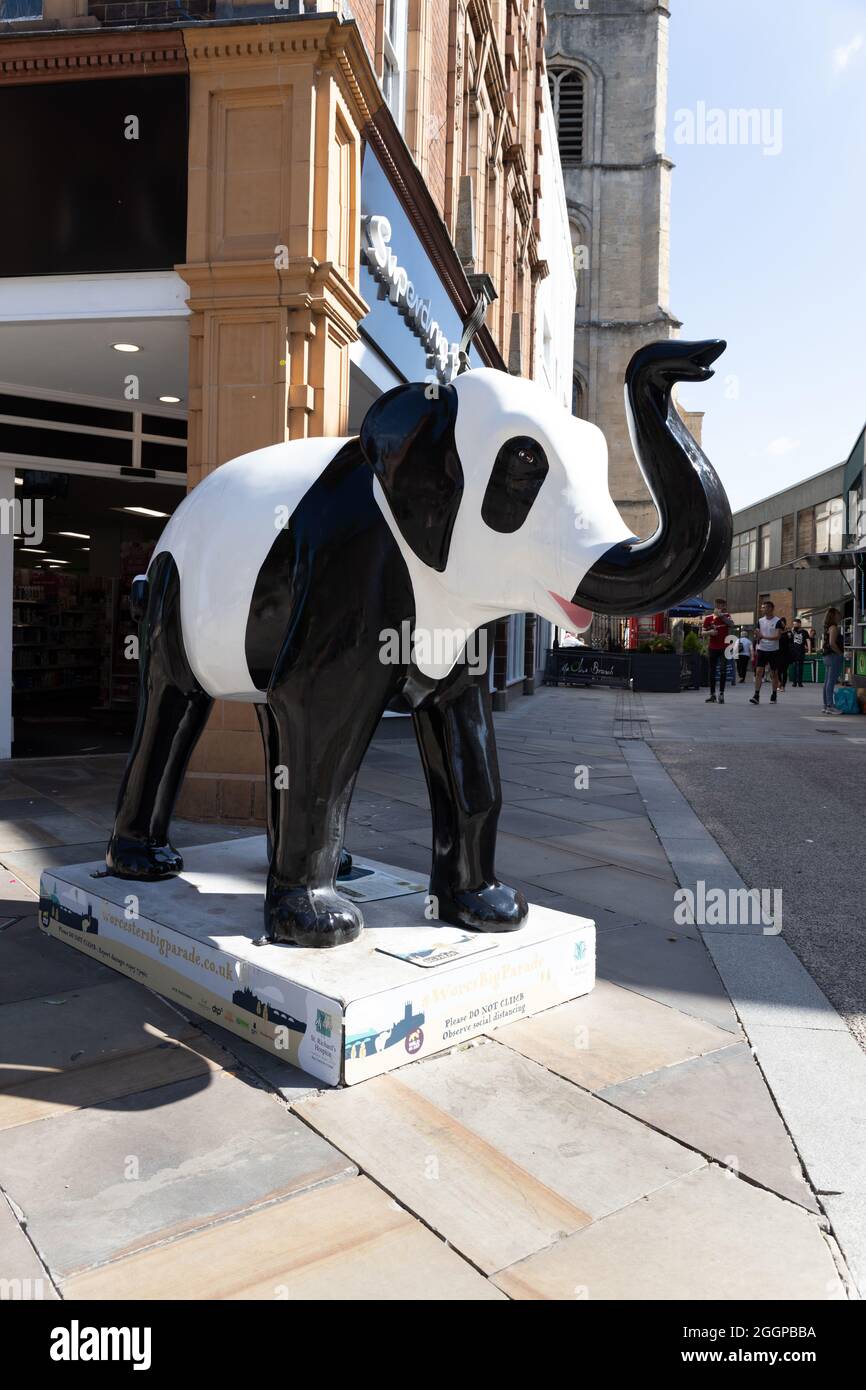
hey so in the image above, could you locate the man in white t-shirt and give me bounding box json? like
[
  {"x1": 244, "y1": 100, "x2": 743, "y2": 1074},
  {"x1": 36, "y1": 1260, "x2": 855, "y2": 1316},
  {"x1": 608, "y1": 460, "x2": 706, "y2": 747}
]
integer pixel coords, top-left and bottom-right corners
[
  {"x1": 735, "y1": 631, "x2": 752, "y2": 682},
  {"x1": 749, "y1": 600, "x2": 782, "y2": 705}
]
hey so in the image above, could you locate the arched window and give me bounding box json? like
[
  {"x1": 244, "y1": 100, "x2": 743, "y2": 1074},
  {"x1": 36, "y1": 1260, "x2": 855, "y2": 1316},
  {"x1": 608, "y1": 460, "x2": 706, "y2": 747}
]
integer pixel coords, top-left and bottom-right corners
[
  {"x1": 572, "y1": 375, "x2": 586, "y2": 419},
  {"x1": 548, "y1": 68, "x2": 585, "y2": 164}
]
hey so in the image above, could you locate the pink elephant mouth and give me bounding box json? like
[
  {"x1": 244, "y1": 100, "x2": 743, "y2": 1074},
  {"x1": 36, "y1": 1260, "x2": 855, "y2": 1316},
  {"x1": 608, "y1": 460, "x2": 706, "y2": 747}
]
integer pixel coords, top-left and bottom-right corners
[{"x1": 549, "y1": 592, "x2": 593, "y2": 631}]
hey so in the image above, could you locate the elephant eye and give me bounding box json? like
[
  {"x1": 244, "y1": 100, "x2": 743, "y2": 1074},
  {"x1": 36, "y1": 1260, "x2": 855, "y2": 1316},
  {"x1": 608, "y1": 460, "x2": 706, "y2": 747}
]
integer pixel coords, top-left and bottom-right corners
[{"x1": 481, "y1": 436, "x2": 549, "y2": 533}]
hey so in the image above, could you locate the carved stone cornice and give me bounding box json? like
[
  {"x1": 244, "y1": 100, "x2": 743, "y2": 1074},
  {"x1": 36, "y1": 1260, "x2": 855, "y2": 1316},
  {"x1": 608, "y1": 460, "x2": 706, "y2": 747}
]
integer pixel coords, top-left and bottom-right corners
[
  {"x1": 0, "y1": 28, "x2": 186, "y2": 83},
  {"x1": 181, "y1": 17, "x2": 383, "y2": 129},
  {"x1": 325, "y1": 20, "x2": 383, "y2": 129},
  {"x1": 182, "y1": 17, "x2": 336, "y2": 67},
  {"x1": 176, "y1": 257, "x2": 369, "y2": 331}
]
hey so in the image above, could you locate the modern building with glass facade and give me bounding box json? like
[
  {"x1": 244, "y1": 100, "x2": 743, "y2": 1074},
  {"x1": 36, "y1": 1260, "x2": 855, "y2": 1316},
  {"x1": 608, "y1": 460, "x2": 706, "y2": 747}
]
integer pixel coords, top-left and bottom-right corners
[{"x1": 702, "y1": 430, "x2": 866, "y2": 665}]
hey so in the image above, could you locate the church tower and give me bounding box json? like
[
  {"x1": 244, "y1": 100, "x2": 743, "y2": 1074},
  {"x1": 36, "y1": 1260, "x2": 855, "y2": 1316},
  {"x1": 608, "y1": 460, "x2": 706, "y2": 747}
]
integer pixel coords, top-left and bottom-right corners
[{"x1": 545, "y1": 0, "x2": 679, "y2": 540}]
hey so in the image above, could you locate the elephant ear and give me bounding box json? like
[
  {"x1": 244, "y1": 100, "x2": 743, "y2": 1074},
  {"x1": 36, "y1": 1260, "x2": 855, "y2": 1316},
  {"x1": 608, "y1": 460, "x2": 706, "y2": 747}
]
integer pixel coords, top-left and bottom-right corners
[{"x1": 359, "y1": 382, "x2": 463, "y2": 572}]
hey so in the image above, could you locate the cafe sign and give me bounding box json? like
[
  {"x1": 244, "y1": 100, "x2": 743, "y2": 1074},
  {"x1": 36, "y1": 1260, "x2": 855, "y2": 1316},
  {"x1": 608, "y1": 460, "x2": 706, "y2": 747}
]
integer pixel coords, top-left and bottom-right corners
[
  {"x1": 544, "y1": 649, "x2": 632, "y2": 689},
  {"x1": 361, "y1": 214, "x2": 461, "y2": 382}
]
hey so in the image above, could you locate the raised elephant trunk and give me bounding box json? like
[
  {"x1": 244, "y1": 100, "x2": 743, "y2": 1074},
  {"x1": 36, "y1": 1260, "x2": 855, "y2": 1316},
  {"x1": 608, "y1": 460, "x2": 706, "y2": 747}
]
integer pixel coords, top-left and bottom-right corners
[{"x1": 573, "y1": 339, "x2": 733, "y2": 616}]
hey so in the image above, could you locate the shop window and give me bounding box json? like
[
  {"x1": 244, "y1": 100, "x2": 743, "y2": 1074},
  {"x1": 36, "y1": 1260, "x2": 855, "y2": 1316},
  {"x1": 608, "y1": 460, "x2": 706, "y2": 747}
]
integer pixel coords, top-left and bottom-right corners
[
  {"x1": 548, "y1": 68, "x2": 585, "y2": 165},
  {"x1": 0, "y1": 394, "x2": 129, "y2": 432},
  {"x1": 815, "y1": 496, "x2": 844, "y2": 552},
  {"x1": 759, "y1": 524, "x2": 772, "y2": 569},
  {"x1": 11, "y1": 470, "x2": 184, "y2": 753},
  {"x1": 0, "y1": 0, "x2": 43, "y2": 18},
  {"x1": 0, "y1": 422, "x2": 133, "y2": 468},
  {"x1": 0, "y1": 393, "x2": 186, "y2": 478},
  {"x1": 382, "y1": 0, "x2": 408, "y2": 131},
  {"x1": 506, "y1": 612, "x2": 526, "y2": 684},
  {"x1": 536, "y1": 616, "x2": 552, "y2": 669},
  {"x1": 142, "y1": 415, "x2": 186, "y2": 440},
  {"x1": 141, "y1": 441, "x2": 187, "y2": 474},
  {"x1": 730, "y1": 527, "x2": 757, "y2": 575}
]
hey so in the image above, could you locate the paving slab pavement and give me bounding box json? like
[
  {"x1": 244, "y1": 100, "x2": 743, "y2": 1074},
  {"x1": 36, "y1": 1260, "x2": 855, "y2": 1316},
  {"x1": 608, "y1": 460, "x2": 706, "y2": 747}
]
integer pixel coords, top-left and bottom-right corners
[
  {"x1": 0, "y1": 692, "x2": 858, "y2": 1300},
  {"x1": 595, "y1": 921, "x2": 740, "y2": 1032},
  {"x1": 493, "y1": 1165, "x2": 842, "y2": 1302},
  {"x1": 599, "y1": 1043, "x2": 817, "y2": 1211},
  {"x1": 492, "y1": 979, "x2": 738, "y2": 1092},
  {"x1": 63, "y1": 1177, "x2": 505, "y2": 1302},
  {"x1": 296, "y1": 1038, "x2": 706, "y2": 1274}
]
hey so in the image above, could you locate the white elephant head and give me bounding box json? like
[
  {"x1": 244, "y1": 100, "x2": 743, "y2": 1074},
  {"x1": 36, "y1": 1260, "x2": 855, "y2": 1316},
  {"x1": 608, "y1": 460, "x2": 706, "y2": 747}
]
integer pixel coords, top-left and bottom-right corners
[{"x1": 361, "y1": 341, "x2": 732, "y2": 678}]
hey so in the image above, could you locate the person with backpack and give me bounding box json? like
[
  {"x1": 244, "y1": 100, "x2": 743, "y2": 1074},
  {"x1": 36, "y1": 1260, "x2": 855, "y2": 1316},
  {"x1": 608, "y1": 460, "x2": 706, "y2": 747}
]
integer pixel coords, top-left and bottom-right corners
[
  {"x1": 776, "y1": 618, "x2": 792, "y2": 691},
  {"x1": 789, "y1": 619, "x2": 808, "y2": 687},
  {"x1": 822, "y1": 607, "x2": 845, "y2": 714}
]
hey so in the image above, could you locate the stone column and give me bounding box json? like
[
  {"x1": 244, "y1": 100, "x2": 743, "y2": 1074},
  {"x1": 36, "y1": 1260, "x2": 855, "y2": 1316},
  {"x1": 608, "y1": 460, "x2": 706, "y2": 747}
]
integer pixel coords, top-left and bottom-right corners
[{"x1": 175, "y1": 18, "x2": 376, "y2": 823}]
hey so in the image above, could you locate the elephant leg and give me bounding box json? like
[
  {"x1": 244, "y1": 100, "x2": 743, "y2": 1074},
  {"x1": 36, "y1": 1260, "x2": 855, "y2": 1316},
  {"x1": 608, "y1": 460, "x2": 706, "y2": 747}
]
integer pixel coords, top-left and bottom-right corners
[
  {"x1": 254, "y1": 702, "x2": 277, "y2": 862},
  {"x1": 107, "y1": 553, "x2": 213, "y2": 880},
  {"x1": 412, "y1": 651, "x2": 527, "y2": 932},
  {"x1": 255, "y1": 701, "x2": 353, "y2": 878},
  {"x1": 263, "y1": 651, "x2": 395, "y2": 948}
]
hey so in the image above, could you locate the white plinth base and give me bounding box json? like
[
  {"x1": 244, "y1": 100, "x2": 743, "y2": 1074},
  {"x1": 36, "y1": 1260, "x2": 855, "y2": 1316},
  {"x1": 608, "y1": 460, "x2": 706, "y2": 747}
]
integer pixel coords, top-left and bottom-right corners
[{"x1": 39, "y1": 837, "x2": 596, "y2": 1086}]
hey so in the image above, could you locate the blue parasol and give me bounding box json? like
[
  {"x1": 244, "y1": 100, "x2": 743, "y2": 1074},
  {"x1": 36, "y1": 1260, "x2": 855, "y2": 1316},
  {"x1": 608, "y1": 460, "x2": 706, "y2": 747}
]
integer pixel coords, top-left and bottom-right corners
[{"x1": 667, "y1": 597, "x2": 713, "y2": 617}]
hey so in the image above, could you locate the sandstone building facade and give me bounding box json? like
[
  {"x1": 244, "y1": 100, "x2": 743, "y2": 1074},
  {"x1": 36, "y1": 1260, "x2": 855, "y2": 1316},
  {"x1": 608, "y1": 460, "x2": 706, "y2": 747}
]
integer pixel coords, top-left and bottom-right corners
[{"x1": 0, "y1": 0, "x2": 575, "y2": 811}]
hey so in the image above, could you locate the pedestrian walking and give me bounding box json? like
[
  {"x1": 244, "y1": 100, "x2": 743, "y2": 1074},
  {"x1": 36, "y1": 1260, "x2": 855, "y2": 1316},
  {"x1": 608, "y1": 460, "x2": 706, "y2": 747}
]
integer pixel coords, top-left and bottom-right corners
[
  {"x1": 821, "y1": 606, "x2": 845, "y2": 714},
  {"x1": 790, "y1": 618, "x2": 808, "y2": 687},
  {"x1": 736, "y1": 631, "x2": 752, "y2": 682},
  {"x1": 776, "y1": 618, "x2": 792, "y2": 691},
  {"x1": 703, "y1": 596, "x2": 733, "y2": 704},
  {"x1": 750, "y1": 599, "x2": 782, "y2": 705}
]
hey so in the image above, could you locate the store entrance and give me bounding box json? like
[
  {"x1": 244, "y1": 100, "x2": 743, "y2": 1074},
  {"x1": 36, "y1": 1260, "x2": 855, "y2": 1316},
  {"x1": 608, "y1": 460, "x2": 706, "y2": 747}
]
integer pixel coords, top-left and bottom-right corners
[{"x1": 12, "y1": 472, "x2": 184, "y2": 759}]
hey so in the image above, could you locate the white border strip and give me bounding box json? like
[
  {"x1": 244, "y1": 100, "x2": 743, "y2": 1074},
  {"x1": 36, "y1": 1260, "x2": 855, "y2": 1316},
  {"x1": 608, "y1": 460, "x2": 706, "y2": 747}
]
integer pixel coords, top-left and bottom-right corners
[{"x1": 0, "y1": 272, "x2": 191, "y2": 323}]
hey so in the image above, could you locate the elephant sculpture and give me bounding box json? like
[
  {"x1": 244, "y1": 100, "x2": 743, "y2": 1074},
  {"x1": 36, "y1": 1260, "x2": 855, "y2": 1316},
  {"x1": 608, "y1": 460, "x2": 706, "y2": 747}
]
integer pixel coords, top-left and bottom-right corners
[{"x1": 106, "y1": 338, "x2": 732, "y2": 948}]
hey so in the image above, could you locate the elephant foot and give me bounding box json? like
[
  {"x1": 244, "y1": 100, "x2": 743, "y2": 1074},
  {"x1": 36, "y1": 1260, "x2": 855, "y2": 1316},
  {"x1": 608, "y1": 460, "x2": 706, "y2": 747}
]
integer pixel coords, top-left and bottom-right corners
[
  {"x1": 105, "y1": 836, "x2": 184, "y2": 880},
  {"x1": 263, "y1": 881, "x2": 363, "y2": 948},
  {"x1": 431, "y1": 879, "x2": 528, "y2": 933}
]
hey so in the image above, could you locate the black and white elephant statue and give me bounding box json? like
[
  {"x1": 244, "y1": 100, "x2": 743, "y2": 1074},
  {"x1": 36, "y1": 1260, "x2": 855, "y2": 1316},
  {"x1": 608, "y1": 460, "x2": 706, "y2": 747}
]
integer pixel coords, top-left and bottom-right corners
[{"x1": 106, "y1": 339, "x2": 732, "y2": 947}]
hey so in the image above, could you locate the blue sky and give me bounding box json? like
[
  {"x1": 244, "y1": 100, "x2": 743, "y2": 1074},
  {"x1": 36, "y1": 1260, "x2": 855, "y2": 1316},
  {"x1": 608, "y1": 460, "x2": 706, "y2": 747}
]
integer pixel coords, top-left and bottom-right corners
[{"x1": 668, "y1": 0, "x2": 866, "y2": 511}]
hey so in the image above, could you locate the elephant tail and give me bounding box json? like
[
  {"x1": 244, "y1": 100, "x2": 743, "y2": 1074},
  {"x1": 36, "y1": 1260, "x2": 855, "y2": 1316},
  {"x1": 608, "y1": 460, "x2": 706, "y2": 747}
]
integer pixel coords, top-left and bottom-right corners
[{"x1": 130, "y1": 574, "x2": 149, "y2": 624}]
